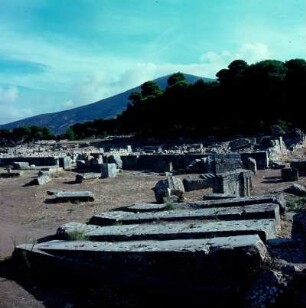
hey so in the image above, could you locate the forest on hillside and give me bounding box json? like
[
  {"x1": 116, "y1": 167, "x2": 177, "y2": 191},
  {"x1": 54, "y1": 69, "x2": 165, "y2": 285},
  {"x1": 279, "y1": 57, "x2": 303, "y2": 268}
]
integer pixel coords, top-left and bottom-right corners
[
  {"x1": 70, "y1": 58, "x2": 306, "y2": 140},
  {"x1": 1, "y1": 58, "x2": 306, "y2": 144}
]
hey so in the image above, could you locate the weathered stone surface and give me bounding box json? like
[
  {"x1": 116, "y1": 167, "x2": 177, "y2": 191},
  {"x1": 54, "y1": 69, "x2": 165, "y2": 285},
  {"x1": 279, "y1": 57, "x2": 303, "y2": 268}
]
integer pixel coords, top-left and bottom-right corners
[
  {"x1": 126, "y1": 194, "x2": 286, "y2": 212},
  {"x1": 153, "y1": 176, "x2": 185, "y2": 203},
  {"x1": 203, "y1": 193, "x2": 237, "y2": 200},
  {"x1": 290, "y1": 160, "x2": 306, "y2": 176},
  {"x1": 55, "y1": 191, "x2": 95, "y2": 202},
  {"x1": 75, "y1": 172, "x2": 101, "y2": 183},
  {"x1": 213, "y1": 169, "x2": 253, "y2": 197},
  {"x1": 270, "y1": 161, "x2": 286, "y2": 169},
  {"x1": 1, "y1": 156, "x2": 58, "y2": 167},
  {"x1": 284, "y1": 183, "x2": 306, "y2": 196},
  {"x1": 281, "y1": 167, "x2": 299, "y2": 181},
  {"x1": 240, "y1": 151, "x2": 269, "y2": 170},
  {"x1": 13, "y1": 162, "x2": 30, "y2": 169},
  {"x1": 15, "y1": 235, "x2": 267, "y2": 286},
  {"x1": 89, "y1": 203, "x2": 280, "y2": 227},
  {"x1": 29, "y1": 174, "x2": 51, "y2": 185},
  {"x1": 246, "y1": 157, "x2": 257, "y2": 174},
  {"x1": 183, "y1": 174, "x2": 214, "y2": 191},
  {"x1": 206, "y1": 153, "x2": 243, "y2": 174},
  {"x1": 291, "y1": 210, "x2": 306, "y2": 240},
  {"x1": 101, "y1": 163, "x2": 118, "y2": 178},
  {"x1": 246, "y1": 268, "x2": 294, "y2": 308},
  {"x1": 185, "y1": 158, "x2": 207, "y2": 173},
  {"x1": 59, "y1": 157, "x2": 72, "y2": 170},
  {"x1": 107, "y1": 154, "x2": 123, "y2": 169},
  {"x1": 229, "y1": 138, "x2": 253, "y2": 151},
  {"x1": 57, "y1": 219, "x2": 277, "y2": 242}
]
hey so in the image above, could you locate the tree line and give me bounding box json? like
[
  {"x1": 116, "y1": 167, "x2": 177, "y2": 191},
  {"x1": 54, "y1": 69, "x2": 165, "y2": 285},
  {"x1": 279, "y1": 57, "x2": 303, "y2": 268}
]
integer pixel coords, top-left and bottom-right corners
[
  {"x1": 0, "y1": 125, "x2": 54, "y2": 146},
  {"x1": 1, "y1": 57, "x2": 305, "y2": 144},
  {"x1": 68, "y1": 58, "x2": 306, "y2": 140}
]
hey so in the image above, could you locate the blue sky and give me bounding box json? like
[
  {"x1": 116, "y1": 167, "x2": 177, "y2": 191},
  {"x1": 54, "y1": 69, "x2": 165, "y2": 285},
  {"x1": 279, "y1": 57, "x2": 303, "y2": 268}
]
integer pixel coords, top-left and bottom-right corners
[{"x1": 0, "y1": 0, "x2": 305, "y2": 124}]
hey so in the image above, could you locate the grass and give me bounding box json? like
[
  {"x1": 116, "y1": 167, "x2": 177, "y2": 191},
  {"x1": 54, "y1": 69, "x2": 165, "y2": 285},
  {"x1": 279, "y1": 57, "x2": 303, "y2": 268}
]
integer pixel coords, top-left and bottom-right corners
[
  {"x1": 163, "y1": 201, "x2": 176, "y2": 211},
  {"x1": 286, "y1": 197, "x2": 306, "y2": 212},
  {"x1": 66, "y1": 229, "x2": 88, "y2": 241}
]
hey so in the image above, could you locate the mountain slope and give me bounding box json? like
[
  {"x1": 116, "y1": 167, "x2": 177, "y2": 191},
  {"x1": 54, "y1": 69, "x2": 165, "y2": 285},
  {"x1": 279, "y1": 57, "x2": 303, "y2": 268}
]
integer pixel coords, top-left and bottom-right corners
[{"x1": 0, "y1": 74, "x2": 214, "y2": 134}]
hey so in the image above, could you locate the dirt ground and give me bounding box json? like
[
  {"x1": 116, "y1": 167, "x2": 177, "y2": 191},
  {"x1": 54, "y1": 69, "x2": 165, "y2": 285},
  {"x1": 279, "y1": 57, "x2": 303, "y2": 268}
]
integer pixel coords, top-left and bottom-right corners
[{"x1": 1, "y1": 152, "x2": 306, "y2": 307}]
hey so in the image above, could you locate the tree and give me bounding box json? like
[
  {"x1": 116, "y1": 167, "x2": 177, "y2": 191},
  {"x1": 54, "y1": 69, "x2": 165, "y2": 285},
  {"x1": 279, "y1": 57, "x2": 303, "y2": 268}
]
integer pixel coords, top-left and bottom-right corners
[
  {"x1": 167, "y1": 72, "x2": 187, "y2": 87},
  {"x1": 140, "y1": 81, "x2": 163, "y2": 98},
  {"x1": 66, "y1": 127, "x2": 75, "y2": 141}
]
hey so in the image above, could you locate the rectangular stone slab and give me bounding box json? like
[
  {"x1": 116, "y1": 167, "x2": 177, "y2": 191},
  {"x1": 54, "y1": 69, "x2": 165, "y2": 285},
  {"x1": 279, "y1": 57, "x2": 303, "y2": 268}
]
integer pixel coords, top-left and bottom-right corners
[
  {"x1": 75, "y1": 173, "x2": 101, "y2": 183},
  {"x1": 127, "y1": 194, "x2": 286, "y2": 213},
  {"x1": 14, "y1": 235, "x2": 268, "y2": 305},
  {"x1": 55, "y1": 191, "x2": 95, "y2": 202},
  {"x1": 57, "y1": 219, "x2": 277, "y2": 242},
  {"x1": 15, "y1": 234, "x2": 267, "y2": 286},
  {"x1": 89, "y1": 203, "x2": 280, "y2": 227}
]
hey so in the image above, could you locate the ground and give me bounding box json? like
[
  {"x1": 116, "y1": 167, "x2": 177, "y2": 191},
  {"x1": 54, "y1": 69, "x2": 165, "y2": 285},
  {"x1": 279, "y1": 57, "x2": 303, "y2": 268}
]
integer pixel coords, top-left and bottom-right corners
[{"x1": 1, "y1": 151, "x2": 306, "y2": 307}]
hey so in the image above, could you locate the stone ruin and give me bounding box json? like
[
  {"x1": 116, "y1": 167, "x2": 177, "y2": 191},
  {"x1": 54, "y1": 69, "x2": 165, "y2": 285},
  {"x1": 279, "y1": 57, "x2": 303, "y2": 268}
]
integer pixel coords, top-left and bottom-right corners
[
  {"x1": 14, "y1": 191, "x2": 302, "y2": 307},
  {"x1": 2, "y1": 134, "x2": 306, "y2": 306}
]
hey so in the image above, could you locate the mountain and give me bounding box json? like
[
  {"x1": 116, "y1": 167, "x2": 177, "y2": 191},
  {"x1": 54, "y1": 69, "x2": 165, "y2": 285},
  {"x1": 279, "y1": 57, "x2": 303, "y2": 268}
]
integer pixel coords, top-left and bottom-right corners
[{"x1": 0, "y1": 74, "x2": 215, "y2": 134}]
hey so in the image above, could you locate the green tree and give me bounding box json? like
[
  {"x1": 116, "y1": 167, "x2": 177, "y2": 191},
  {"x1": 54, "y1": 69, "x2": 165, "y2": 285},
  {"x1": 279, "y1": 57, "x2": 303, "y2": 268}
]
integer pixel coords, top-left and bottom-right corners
[
  {"x1": 66, "y1": 127, "x2": 75, "y2": 140},
  {"x1": 140, "y1": 81, "x2": 163, "y2": 98},
  {"x1": 167, "y1": 72, "x2": 187, "y2": 87}
]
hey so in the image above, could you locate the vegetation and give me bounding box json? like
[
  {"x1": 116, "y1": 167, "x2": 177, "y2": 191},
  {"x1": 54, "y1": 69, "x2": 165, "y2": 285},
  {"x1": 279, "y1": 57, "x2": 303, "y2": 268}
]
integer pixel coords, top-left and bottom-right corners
[
  {"x1": 0, "y1": 125, "x2": 54, "y2": 146},
  {"x1": 2, "y1": 58, "x2": 306, "y2": 143},
  {"x1": 66, "y1": 229, "x2": 89, "y2": 241},
  {"x1": 65, "y1": 57, "x2": 306, "y2": 140},
  {"x1": 286, "y1": 197, "x2": 306, "y2": 212}
]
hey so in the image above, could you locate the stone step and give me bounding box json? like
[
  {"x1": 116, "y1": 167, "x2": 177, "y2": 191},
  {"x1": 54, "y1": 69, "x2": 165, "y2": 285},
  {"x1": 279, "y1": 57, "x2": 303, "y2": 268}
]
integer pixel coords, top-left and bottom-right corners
[
  {"x1": 89, "y1": 203, "x2": 280, "y2": 227},
  {"x1": 57, "y1": 219, "x2": 277, "y2": 242},
  {"x1": 15, "y1": 234, "x2": 267, "y2": 287},
  {"x1": 126, "y1": 194, "x2": 285, "y2": 213}
]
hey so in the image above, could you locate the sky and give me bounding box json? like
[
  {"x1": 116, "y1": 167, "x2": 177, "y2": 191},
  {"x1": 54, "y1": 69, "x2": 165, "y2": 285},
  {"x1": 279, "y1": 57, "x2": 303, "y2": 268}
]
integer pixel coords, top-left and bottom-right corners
[{"x1": 0, "y1": 0, "x2": 305, "y2": 125}]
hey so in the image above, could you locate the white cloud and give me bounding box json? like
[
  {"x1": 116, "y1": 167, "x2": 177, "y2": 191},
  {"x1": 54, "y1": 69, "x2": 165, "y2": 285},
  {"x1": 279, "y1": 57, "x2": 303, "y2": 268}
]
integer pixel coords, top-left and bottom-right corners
[
  {"x1": 0, "y1": 86, "x2": 18, "y2": 105},
  {"x1": 237, "y1": 43, "x2": 271, "y2": 62},
  {"x1": 199, "y1": 42, "x2": 271, "y2": 73},
  {"x1": 0, "y1": 86, "x2": 34, "y2": 124}
]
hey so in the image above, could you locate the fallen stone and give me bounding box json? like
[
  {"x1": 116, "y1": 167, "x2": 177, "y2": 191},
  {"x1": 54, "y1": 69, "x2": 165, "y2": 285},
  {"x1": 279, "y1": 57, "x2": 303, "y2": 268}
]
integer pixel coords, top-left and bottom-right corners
[
  {"x1": 15, "y1": 234, "x2": 268, "y2": 288},
  {"x1": 290, "y1": 160, "x2": 306, "y2": 176},
  {"x1": 284, "y1": 183, "x2": 306, "y2": 196},
  {"x1": 183, "y1": 174, "x2": 214, "y2": 191},
  {"x1": 28, "y1": 174, "x2": 51, "y2": 185},
  {"x1": 13, "y1": 162, "x2": 30, "y2": 169},
  {"x1": 55, "y1": 191, "x2": 95, "y2": 202},
  {"x1": 203, "y1": 193, "x2": 237, "y2": 200},
  {"x1": 75, "y1": 172, "x2": 101, "y2": 183},
  {"x1": 101, "y1": 163, "x2": 118, "y2": 178},
  {"x1": 89, "y1": 203, "x2": 280, "y2": 227},
  {"x1": 127, "y1": 194, "x2": 286, "y2": 214},
  {"x1": 153, "y1": 176, "x2": 185, "y2": 203},
  {"x1": 57, "y1": 219, "x2": 277, "y2": 242},
  {"x1": 281, "y1": 167, "x2": 299, "y2": 181}
]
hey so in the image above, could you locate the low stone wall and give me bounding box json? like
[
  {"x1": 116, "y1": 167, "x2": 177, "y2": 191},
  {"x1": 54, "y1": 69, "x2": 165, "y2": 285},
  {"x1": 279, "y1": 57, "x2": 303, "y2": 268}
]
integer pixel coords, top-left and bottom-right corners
[{"x1": 0, "y1": 156, "x2": 59, "y2": 166}]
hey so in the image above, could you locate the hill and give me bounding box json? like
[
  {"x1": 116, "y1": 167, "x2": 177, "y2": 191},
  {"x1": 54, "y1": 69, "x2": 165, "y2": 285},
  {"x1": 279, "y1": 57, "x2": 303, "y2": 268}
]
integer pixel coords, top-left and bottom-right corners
[{"x1": 0, "y1": 74, "x2": 214, "y2": 134}]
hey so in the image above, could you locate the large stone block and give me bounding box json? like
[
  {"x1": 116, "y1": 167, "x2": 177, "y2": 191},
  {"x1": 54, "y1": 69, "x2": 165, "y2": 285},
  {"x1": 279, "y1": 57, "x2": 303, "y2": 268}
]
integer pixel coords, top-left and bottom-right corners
[
  {"x1": 101, "y1": 163, "x2": 118, "y2": 178},
  {"x1": 153, "y1": 176, "x2": 185, "y2": 203},
  {"x1": 57, "y1": 219, "x2": 277, "y2": 242}
]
